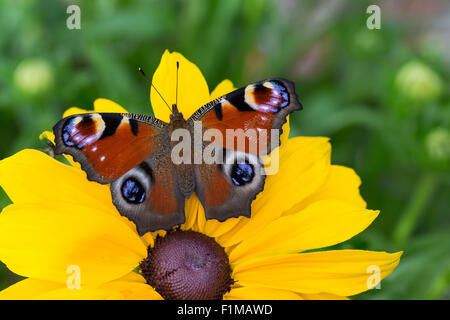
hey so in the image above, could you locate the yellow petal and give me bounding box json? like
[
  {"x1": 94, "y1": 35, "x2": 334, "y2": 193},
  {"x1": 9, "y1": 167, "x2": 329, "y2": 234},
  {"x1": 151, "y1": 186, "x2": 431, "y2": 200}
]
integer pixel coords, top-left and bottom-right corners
[
  {"x1": 210, "y1": 79, "x2": 235, "y2": 100},
  {"x1": 1, "y1": 149, "x2": 139, "y2": 233},
  {"x1": 39, "y1": 130, "x2": 55, "y2": 143},
  {"x1": 115, "y1": 271, "x2": 146, "y2": 283},
  {"x1": 217, "y1": 137, "x2": 331, "y2": 248},
  {"x1": 62, "y1": 99, "x2": 127, "y2": 118},
  {"x1": 34, "y1": 279, "x2": 163, "y2": 300},
  {"x1": 224, "y1": 286, "x2": 302, "y2": 300},
  {"x1": 194, "y1": 197, "x2": 207, "y2": 232},
  {"x1": 260, "y1": 117, "x2": 291, "y2": 172},
  {"x1": 0, "y1": 150, "x2": 112, "y2": 213},
  {"x1": 39, "y1": 131, "x2": 80, "y2": 168},
  {"x1": 35, "y1": 287, "x2": 124, "y2": 300},
  {"x1": 0, "y1": 202, "x2": 146, "y2": 285},
  {"x1": 182, "y1": 193, "x2": 242, "y2": 238},
  {"x1": 93, "y1": 98, "x2": 128, "y2": 113},
  {"x1": 32, "y1": 272, "x2": 162, "y2": 300},
  {"x1": 298, "y1": 292, "x2": 349, "y2": 300},
  {"x1": 146, "y1": 230, "x2": 166, "y2": 248},
  {"x1": 140, "y1": 232, "x2": 156, "y2": 248},
  {"x1": 0, "y1": 278, "x2": 63, "y2": 300},
  {"x1": 233, "y1": 250, "x2": 402, "y2": 296},
  {"x1": 181, "y1": 193, "x2": 201, "y2": 231},
  {"x1": 228, "y1": 200, "x2": 378, "y2": 263},
  {"x1": 180, "y1": 192, "x2": 240, "y2": 237},
  {"x1": 62, "y1": 107, "x2": 91, "y2": 118},
  {"x1": 202, "y1": 217, "x2": 241, "y2": 238},
  {"x1": 91, "y1": 273, "x2": 162, "y2": 300},
  {"x1": 151, "y1": 50, "x2": 210, "y2": 122},
  {"x1": 284, "y1": 165, "x2": 367, "y2": 215},
  {"x1": 98, "y1": 279, "x2": 162, "y2": 300},
  {"x1": 279, "y1": 116, "x2": 290, "y2": 148}
]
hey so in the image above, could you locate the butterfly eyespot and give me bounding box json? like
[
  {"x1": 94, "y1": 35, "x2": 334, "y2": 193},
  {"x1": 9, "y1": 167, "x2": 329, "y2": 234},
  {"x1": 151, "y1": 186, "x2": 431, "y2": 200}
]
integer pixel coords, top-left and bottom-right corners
[
  {"x1": 244, "y1": 80, "x2": 290, "y2": 113},
  {"x1": 61, "y1": 118, "x2": 77, "y2": 147},
  {"x1": 61, "y1": 115, "x2": 100, "y2": 149},
  {"x1": 121, "y1": 177, "x2": 146, "y2": 204},
  {"x1": 230, "y1": 163, "x2": 254, "y2": 186}
]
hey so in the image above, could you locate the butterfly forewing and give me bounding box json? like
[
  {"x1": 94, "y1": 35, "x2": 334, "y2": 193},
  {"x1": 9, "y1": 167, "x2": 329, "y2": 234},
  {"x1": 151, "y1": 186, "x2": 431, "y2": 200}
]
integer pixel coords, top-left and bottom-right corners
[{"x1": 53, "y1": 113, "x2": 165, "y2": 183}]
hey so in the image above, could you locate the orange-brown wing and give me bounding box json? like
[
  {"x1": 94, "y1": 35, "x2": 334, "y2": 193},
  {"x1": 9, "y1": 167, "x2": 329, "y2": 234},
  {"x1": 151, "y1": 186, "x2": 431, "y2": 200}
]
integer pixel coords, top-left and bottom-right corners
[
  {"x1": 194, "y1": 148, "x2": 266, "y2": 221},
  {"x1": 190, "y1": 79, "x2": 302, "y2": 221},
  {"x1": 110, "y1": 150, "x2": 186, "y2": 235},
  {"x1": 54, "y1": 113, "x2": 186, "y2": 235},
  {"x1": 53, "y1": 113, "x2": 166, "y2": 183},
  {"x1": 189, "y1": 78, "x2": 302, "y2": 155}
]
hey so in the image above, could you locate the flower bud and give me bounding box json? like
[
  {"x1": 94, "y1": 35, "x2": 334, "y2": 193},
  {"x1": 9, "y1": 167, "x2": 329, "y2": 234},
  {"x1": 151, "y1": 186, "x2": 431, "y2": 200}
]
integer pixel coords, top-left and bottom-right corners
[
  {"x1": 425, "y1": 127, "x2": 450, "y2": 162},
  {"x1": 13, "y1": 58, "x2": 54, "y2": 95},
  {"x1": 395, "y1": 61, "x2": 443, "y2": 102}
]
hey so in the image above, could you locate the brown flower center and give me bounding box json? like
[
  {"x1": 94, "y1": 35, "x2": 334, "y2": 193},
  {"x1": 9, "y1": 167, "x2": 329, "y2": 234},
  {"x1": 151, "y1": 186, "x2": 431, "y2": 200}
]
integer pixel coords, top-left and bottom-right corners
[{"x1": 140, "y1": 230, "x2": 234, "y2": 300}]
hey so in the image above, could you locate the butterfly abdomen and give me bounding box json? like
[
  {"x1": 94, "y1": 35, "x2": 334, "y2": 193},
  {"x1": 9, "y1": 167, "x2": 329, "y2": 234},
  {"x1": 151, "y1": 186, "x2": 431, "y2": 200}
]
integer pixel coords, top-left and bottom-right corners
[{"x1": 168, "y1": 116, "x2": 195, "y2": 199}]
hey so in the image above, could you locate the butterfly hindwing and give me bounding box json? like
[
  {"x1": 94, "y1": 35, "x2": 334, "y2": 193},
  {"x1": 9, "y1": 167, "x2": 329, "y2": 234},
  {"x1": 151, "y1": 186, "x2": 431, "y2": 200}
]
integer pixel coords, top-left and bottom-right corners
[
  {"x1": 194, "y1": 147, "x2": 266, "y2": 221},
  {"x1": 109, "y1": 142, "x2": 186, "y2": 235}
]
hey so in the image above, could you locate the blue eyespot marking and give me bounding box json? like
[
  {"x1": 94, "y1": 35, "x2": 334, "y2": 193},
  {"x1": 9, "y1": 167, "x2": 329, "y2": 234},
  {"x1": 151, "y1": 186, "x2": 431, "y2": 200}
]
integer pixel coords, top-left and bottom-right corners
[
  {"x1": 231, "y1": 163, "x2": 254, "y2": 186},
  {"x1": 121, "y1": 177, "x2": 146, "y2": 204},
  {"x1": 62, "y1": 118, "x2": 77, "y2": 147},
  {"x1": 270, "y1": 80, "x2": 289, "y2": 109},
  {"x1": 245, "y1": 80, "x2": 290, "y2": 113},
  {"x1": 61, "y1": 115, "x2": 96, "y2": 149}
]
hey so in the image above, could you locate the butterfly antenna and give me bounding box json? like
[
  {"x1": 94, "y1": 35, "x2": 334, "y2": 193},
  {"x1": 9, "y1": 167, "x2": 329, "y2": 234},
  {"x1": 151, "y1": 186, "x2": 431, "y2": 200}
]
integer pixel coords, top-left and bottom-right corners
[
  {"x1": 175, "y1": 61, "x2": 179, "y2": 106},
  {"x1": 138, "y1": 67, "x2": 172, "y2": 113}
]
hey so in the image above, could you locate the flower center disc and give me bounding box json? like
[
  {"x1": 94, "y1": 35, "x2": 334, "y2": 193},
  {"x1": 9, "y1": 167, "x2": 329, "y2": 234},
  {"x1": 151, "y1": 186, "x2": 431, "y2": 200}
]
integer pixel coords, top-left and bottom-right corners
[{"x1": 140, "y1": 230, "x2": 234, "y2": 300}]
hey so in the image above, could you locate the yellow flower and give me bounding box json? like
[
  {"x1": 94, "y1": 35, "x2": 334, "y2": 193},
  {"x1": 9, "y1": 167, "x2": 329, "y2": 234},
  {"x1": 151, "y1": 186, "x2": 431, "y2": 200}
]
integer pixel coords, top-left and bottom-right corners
[{"x1": 0, "y1": 50, "x2": 402, "y2": 300}]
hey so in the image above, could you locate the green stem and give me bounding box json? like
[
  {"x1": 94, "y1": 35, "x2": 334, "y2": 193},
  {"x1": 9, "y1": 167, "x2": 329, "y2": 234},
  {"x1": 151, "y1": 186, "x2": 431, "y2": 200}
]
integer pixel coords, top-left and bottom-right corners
[{"x1": 393, "y1": 172, "x2": 438, "y2": 247}]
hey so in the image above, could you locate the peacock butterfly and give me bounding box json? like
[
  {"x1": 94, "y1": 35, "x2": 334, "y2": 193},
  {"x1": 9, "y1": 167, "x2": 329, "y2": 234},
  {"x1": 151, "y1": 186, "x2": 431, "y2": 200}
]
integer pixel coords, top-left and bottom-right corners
[{"x1": 52, "y1": 71, "x2": 302, "y2": 235}]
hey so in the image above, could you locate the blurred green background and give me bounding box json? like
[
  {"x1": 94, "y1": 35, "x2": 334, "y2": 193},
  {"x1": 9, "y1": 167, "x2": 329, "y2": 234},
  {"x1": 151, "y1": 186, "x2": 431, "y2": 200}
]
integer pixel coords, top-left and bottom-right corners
[{"x1": 0, "y1": 0, "x2": 449, "y2": 299}]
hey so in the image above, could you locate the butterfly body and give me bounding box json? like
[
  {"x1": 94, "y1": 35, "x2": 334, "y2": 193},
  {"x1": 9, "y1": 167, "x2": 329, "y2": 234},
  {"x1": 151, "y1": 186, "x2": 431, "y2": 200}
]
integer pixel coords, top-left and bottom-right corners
[
  {"x1": 167, "y1": 107, "x2": 195, "y2": 198},
  {"x1": 53, "y1": 78, "x2": 302, "y2": 235}
]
